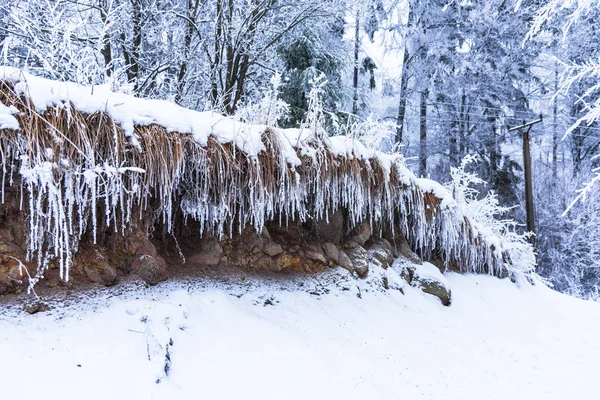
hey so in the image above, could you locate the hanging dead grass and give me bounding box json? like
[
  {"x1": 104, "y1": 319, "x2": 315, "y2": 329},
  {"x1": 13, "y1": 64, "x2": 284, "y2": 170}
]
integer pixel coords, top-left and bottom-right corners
[{"x1": 0, "y1": 82, "x2": 507, "y2": 283}]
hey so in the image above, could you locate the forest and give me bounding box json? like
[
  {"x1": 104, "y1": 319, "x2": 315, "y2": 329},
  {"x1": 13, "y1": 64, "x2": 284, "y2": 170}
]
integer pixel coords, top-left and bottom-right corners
[{"x1": 1, "y1": 0, "x2": 599, "y2": 299}]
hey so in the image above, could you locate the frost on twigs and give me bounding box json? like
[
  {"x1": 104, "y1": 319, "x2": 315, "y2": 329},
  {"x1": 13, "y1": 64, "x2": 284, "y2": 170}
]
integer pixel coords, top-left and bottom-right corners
[
  {"x1": 0, "y1": 72, "x2": 530, "y2": 290},
  {"x1": 443, "y1": 156, "x2": 536, "y2": 276}
]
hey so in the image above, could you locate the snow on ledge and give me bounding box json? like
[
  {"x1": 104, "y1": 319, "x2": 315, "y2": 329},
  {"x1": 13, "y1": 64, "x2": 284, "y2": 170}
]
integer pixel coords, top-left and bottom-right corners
[
  {"x1": 0, "y1": 100, "x2": 20, "y2": 130},
  {"x1": 0, "y1": 66, "x2": 388, "y2": 168}
]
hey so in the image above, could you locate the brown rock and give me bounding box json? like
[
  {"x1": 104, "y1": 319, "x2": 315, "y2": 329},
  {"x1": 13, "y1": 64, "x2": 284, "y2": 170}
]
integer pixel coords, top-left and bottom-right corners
[
  {"x1": 368, "y1": 239, "x2": 395, "y2": 269},
  {"x1": 251, "y1": 255, "x2": 275, "y2": 270},
  {"x1": 397, "y1": 233, "x2": 422, "y2": 264},
  {"x1": 77, "y1": 245, "x2": 118, "y2": 286},
  {"x1": 343, "y1": 240, "x2": 359, "y2": 249},
  {"x1": 274, "y1": 253, "x2": 303, "y2": 272},
  {"x1": 3, "y1": 256, "x2": 26, "y2": 281},
  {"x1": 125, "y1": 231, "x2": 157, "y2": 257},
  {"x1": 132, "y1": 254, "x2": 167, "y2": 285},
  {"x1": 410, "y1": 263, "x2": 452, "y2": 306},
  {"x1": 189, "y1": 238, "x2": 223, "y2": 266},
  {"x1": 83, "y1": 262, "x2": 118, "y2": 287},
  {"x1": 315, "y1": 209, "x2": 344, "y2": 244},
  {"x1": 25, "y1": 302, "x2": 49, "y2": 314},
  {"x1": 394, "y1": 261, "x2": 415, "y2": 284},
  {"x1": 263, "y1": 241, "x2": 284, "y2": 257},
  {"x1": 416, "y1": 278, "x2": 452, "y2": 306},
  {"x1": 321, "y1": 242, "x2": 340, "y2": 263},
  {"x1": 0, "y1": 273, "x2": 12, "y2": 295},
  {"x1": 344, "y1": 246, "x2": 369, "y2": 277},
  {"x1": 305, "y1": 245, "x2": 327, "y2": 265},
  {"x1": 337, "y1": 252, "x2": 354, "y2": 274},
  {"x1": 351, "y1": 222, "x2": 372, "y2": 246},
  {"x1": 261, "y1": 228, "x2": 272, "y2": 240}
]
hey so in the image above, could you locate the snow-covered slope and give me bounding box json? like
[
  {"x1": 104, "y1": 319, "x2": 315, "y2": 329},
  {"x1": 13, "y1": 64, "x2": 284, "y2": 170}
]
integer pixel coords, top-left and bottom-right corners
[{"x1": 1, "y1": 268, "x2": 599, "y2": 400}]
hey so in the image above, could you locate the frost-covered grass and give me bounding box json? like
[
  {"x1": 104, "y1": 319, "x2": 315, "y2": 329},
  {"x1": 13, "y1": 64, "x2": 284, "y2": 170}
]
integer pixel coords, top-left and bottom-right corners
[
  {"x1": 1, "y1": 269, "x2": 599, "y2": 400},
  {"x1": 0, "y1": 67, "x2": 532, "y2": 286}
]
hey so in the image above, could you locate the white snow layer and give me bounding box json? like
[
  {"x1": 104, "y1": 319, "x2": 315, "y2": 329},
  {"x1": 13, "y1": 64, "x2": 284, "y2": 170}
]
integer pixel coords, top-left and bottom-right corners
[
  {"x1": 0, "y1": 66, "x2": 491, "y2": 210},
  {"x1": 0, "y1": 100, "x2": 19, "y2": 130},
  {"x1": 1, "y1": 272, "x2": 599, "y2": 400},
  {"x1": 1, "y1": 66, "x2": 378, "y2": 166},
  {"x1": 414, "y1": 261, "x2": 450, "y2": 288}
]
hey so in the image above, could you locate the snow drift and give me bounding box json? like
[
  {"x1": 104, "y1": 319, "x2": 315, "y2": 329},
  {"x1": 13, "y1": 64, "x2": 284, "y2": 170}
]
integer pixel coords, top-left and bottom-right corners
[{"x1": 1, "y1": 266, "x2": 598, "y2": 400}]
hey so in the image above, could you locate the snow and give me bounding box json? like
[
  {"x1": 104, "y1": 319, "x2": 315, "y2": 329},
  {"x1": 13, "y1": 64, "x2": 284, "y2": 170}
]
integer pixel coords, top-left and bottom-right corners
[
  {"x1": 0, "y1": 66, "x2": 295, "y2": 163},
  {"x1": 415, "y1": 177, "x2": 456, "y2": 206},
  {"x1": 1, "y1": 270, "x2": 599, "y2": 400},
  {"x1": 329, "y1": 135, "x2": 374, "y2": 160},
  {"x1": 413, "y1": 261, "x2": 450, "y2": 287},
  {"x1": 0, "y1": 100, "x2": 20, "y2": 130},
  {"x1": 1, "y1": 66, "x2": 401, "y2": 168}
]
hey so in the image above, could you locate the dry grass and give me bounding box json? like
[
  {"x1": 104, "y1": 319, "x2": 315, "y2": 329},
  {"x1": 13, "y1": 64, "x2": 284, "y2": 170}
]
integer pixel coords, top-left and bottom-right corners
[{"x1": 0, "y1": 82, "x2": 506, "y2": 278}]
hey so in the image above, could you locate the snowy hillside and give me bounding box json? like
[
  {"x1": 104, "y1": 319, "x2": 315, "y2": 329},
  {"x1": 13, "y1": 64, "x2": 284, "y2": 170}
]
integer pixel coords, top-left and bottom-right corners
[{"x1": 2, "y1": 265, "x2": 599, "y2": 400}]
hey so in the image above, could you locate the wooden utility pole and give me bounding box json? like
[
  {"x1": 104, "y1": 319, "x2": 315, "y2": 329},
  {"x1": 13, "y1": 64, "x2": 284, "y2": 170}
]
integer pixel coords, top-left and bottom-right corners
[
  {"x1": 419, "y1": 90, "x2": 428, "y2": 177},
  {"x1": 352, "y1": 10, "x2": 360, "y2": 115},
  {"x1": 508, "y1": 115, "x2": 543, "y2": 245}
]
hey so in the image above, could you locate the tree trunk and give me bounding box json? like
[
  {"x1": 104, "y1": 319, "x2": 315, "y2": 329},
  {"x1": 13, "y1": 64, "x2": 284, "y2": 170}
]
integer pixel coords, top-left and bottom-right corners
[
  {"x1": 449, "y1": 117, "x2": 458, "y2": 167},
  {"x1": 396, "y1": 48, "x2": 410, "y2": 144},
  {"x1": 459, "y1": 94, "x2": 467, "y2": 158},
  {"x1": 176, "y1": 0, "x2": 200, "y2": 105},
  {"x1": 419, "y1": 90, "x2": 428, "y2": 177},
  {"x1": 122, "y1": 0, "x2": 143, "y2": 93},
  {"x1": 352, "y1": 10, "x2": 360, "y2": 115},
  {"x1": 211, "y1": 0, "x2": 224, "y2": 108},
  {"x1": 99, "y1": 0, "x2": 113, "y2": 77}
]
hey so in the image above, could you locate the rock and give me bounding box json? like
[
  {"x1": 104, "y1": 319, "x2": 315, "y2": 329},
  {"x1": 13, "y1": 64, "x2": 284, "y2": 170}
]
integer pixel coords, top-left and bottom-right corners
[
  {"x1": 0, "y1": 273, "x2": 12, "y2": 295},
  {"x1": 0, "y1": 228, "x2": 21, "y2": 255},
  {"x1": 343, "y1": 240, "x2": 359, "y2": 249},
  {"x1": 251, "y1": 255, "x2": 274, "y2": 270},
  {"x1": 344, "y1": 246, "x2": 369, "y2": 278},
  {"x1": 77, "y1": 245, "x2": 118, "y2": 286},
  {"x1": 411, "y1": 262, "x2": 451, "y2": 306},
  {"x1": 322, "y1": 242, "x2": 340, "y2": 262},
  {"x1": 351, "y1": 222, "x2": 371, "y2": 246},
  {"x1": 263, "y1": 222, "x2": 304, "y2": 246},
  {"x1": 368, "y1": 239, "x2": 394, "y2": 269},
  {"x1": 397, "y1": 233, "x2": 422, "y2": 264},
  {"x1": 125, "y1": 231, "x2": 157, "y2": 257},
  {"x1": 417, "y1": 279, "x2": 452, "y2": 306},
  {"x1": 83, "y1": 260, "x2": 118, "y2": 287},
  {"x1": 396, "y1": 262, "x2": 415, "y2": 284},
  {"x1": 337, "y1": 252, "x2": 354, "y2": 273},
  {"x1": 4, "y1": 257, "x2": 26, "y2": 281},
  {"x1": 315, "y1": 209, "x2": 344, "y2": 244},
  {"x1": 25, "y1": 302, "x2": 49, "y2": 314},
  {"x1": 132, "y1": 254, "x2": 167, "y2": 285},
  {"x1": 305, "y1": 245, "x2": 327, "y2": 265},
  {"x1": 274, "y1": 253, "x2": 303, "y2": 272},
  {"x1": 0, "y1": 228, "x2": 28, "y2": 293},
  {"x1": 263, "y1": 241, "x2": 284, "y2": 257},
  {"x1": 189, "y1": 238, "x2": 223, "y2": 266},
  {"x1": 261, "y1": 227, "x2": 272, "y2": 240},
  {"x1": 377, "y1": 238, "x2": 394, "y2": 253}
]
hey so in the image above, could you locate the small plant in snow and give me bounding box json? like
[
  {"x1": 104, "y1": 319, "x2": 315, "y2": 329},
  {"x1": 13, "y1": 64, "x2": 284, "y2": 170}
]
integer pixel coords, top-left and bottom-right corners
[
  {"x1": 302, "y1": 74, "x2": 328, "y2": 142},
  {"x1": 235, "y1": 73, "x2": 289, "y2": 128},
  {"x1": 445, "y1": 155, "x2": 536, "y2": 275},
  {"x1": 348, "y1": 115, "x2": 400, "y2": 154}
]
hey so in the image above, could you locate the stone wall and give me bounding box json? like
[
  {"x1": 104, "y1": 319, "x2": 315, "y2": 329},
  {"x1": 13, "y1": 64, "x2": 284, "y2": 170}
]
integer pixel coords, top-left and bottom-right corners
[{"x1": 1, "y1": 203, "x2": 417, "y2": 292}]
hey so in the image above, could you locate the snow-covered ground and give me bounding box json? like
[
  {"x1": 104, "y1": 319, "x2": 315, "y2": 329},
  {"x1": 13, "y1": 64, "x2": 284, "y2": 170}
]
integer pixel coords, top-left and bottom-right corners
[{"x1": 1, "y1": 268, "x2": 599, "y2": 400}]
